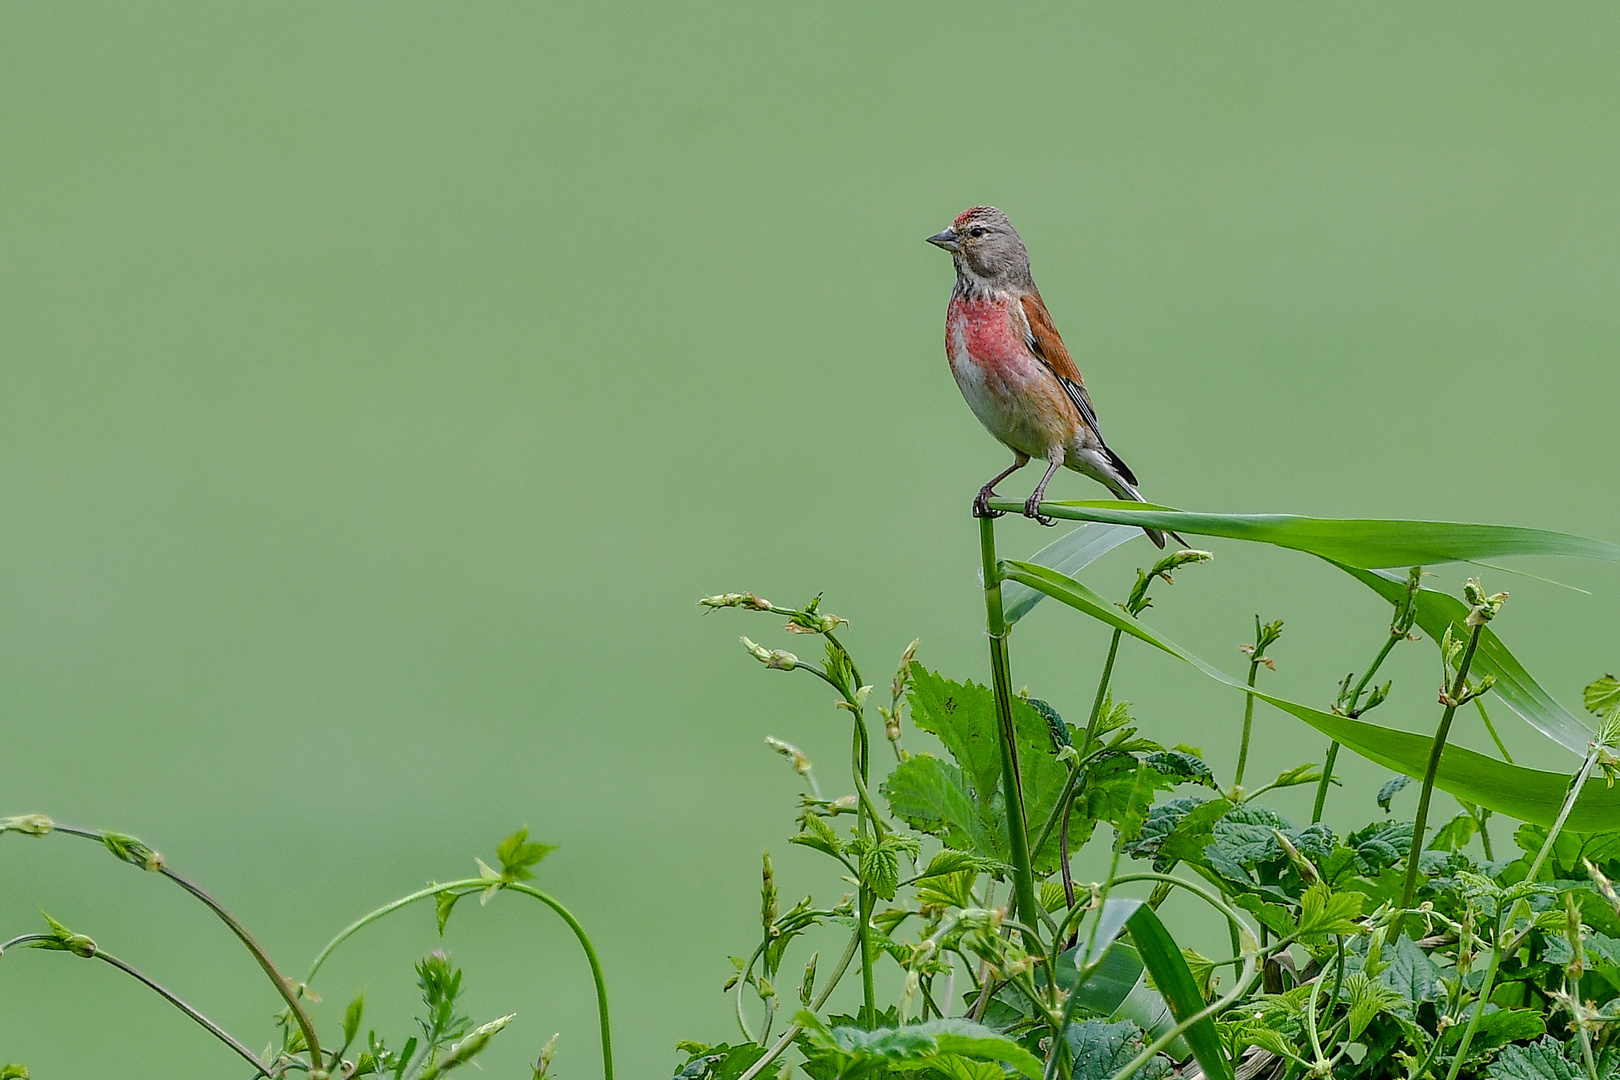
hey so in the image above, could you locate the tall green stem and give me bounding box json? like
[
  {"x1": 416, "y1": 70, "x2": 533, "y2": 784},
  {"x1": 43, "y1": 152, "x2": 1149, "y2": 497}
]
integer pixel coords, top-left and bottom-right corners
[
  {"x1": 1445, "y1": 750, "x2": 1601, "y2": 1080},
  {"x1": 1233, "y1": 660, "x2": 1261, "y2": 789},
  {"x1": 1313, "y1": 630, "x2": 1402, "y2": 823},
  {"x1": 1400, "y1": 624, "x2": 1483, "y2": 916},
  {"x1": 978, "y1": 516, "x2": 1039, "y2": 950},
  {"x1": 1083, "y1": 631, "x2": 1122, "y2": 753}
]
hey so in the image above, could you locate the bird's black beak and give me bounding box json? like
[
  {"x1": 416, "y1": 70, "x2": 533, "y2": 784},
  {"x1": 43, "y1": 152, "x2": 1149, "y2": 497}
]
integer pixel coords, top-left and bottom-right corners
[{"x1": 925, "y1": 228, "x2": 959, "y2": 252}]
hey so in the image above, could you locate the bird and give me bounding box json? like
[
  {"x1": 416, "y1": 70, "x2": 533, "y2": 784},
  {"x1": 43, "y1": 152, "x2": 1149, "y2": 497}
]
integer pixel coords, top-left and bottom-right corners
[{"x1": 926, "y1": 205, "x2": 1177, "y2": 547}]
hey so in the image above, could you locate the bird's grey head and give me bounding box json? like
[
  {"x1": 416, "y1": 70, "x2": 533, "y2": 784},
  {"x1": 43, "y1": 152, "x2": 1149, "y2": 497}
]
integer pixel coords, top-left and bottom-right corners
[{"x1": 925, "y1": 206, "x2": 1033, "y2": 289}]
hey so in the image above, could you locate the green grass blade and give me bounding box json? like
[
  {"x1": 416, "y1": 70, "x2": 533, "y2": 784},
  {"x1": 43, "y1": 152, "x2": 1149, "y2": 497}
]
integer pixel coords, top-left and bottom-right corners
[
  {"x1": 1336, "y1": 562, "x2": 1593, "y2": 753},
  {"x1": 986, "y1": 500, "x2": 1620, "y2": 570},
  {"x1": 997, "y1": 560, "x2": 1620, "y2": 830},
  {"x1": 1124, "y1": 904, "x2": 1233, "y2": 1080},
  {"x1": 1003, "y1": 522, "x2": 1140, "y2": 625}
]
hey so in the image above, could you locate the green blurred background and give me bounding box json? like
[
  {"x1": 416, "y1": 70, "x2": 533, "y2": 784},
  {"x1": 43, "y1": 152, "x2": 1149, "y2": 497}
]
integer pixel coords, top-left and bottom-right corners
[{"x1": 4, "y1": 3, "x2": 1620, "y2": 1075}]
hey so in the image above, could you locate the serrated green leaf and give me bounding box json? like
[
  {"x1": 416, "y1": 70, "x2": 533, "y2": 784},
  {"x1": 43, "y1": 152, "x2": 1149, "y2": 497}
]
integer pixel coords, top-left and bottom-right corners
[
  {"x1": 1485, "y1": 1035, "x2": 1584, "y2": 1080},
  {"x1": 1587, "y1": 675, "x2": 1620, "y2": 722},
  {"x1": 1379, "y1": 935, "x2": 1440, "y2": 1013},
  {"x1": 1341, "y1": 972, "x2": 1403, "y2": 1039},
  {"x1": 1062, "y1": 1019, "x2": 1171, "y2": 1080},
  {"x1": 1429, "y1": 812, "x2": 1477, "y2": 852},
  {"x1": 1443, "y1": 1005, "x2": 1545, "y2": 1056},
  {"x1": 880, "y1": 753, "x2": 1006, "y2": 863},
  {"x1": 794, "y1": 1012, "x2": 1042, "y2": 1079},
  {"x1": 494, "y1": 827, "x2": 556, "y2": 882},
  {"x1": 1296, "y1": 882, "x2": 1363, "y2": 941}
]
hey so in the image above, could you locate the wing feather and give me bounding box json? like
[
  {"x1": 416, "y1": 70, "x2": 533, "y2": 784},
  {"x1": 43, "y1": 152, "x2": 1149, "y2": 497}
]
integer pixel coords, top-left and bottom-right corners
[{"x1": 1018, "y1": 291, "x2": 1139, "y2": 487}]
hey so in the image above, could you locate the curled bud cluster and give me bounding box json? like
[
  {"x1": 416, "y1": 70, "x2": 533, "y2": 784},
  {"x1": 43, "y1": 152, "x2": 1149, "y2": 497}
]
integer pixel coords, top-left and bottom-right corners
[{"x1": 1463, "y1": 577, "x2": 1508, "y2": 626}]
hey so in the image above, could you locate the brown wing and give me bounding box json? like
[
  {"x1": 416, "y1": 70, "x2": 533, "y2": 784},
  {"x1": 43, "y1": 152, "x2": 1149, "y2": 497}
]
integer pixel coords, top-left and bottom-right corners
[
  {"x1": 1019, "y1": 290, "x2": 1140, "y2": 487},
  {"x1": 1019, "y1": 291, "x2": 1103, "y2": 433}
]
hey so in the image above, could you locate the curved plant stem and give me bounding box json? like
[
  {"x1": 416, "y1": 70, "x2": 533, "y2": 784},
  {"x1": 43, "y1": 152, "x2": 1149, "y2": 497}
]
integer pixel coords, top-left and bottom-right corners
[
  {"x1": 3, "y1": 934, "x2": 269, "y2": 1075},
  {"x1": 979, "y1": 518, "x2": 1039, "y2": 952},
  {"x1": 306, "y1": 879, "x2": 480, "y2": 983},
  {"x1": 506, "y1": 883, "x2": 614, "y2": 1080},
  {"x1": 735, "y1": 928, "x2": 862, "y2": 1080},
  {"x1": 94, "y1": 949, "x2": 272, "y2": 1076},
  {"x1": 1401, "y1": 625, "x2": 1483, "y2": 916},
  {"x1": 305, "y1": 876, "x2": 614, "y2": 1080},
  {"x1": 48, "y1": 824, "x2": 323, "y2": 1068}
]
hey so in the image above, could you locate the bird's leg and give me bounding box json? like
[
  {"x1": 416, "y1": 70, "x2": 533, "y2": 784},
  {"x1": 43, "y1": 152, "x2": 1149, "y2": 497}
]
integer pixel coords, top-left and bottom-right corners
[
  {"x1": 1023, "y1": 451, "x2": 1063, "y2": 526},
  {"x1": 972, "y1": 453, "x2": 1029, "y2": 518}
]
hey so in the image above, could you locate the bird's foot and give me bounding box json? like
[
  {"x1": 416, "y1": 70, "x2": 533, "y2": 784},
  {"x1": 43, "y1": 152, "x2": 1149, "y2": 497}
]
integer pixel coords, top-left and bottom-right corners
[
  {"x1": 972, "y1": 488, "x2": 1005, "y2": 518},
  {"x1": 1024, "y1": 494, "x2": 1055, "y2": 526}
]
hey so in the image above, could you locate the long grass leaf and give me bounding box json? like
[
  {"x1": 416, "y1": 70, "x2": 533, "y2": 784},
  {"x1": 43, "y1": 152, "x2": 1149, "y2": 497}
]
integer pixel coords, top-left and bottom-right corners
[
  {"x1": 998, "y1": 560, "x2": 1620, "y2": 830},
  {"x1": 986, "y1": 500, "x2": 1620, "y2": 570},
  {"x1": 1004, "y1": 522, "x2": 1140, "y2": 624},
  {"x1": 1124, "y1": 904, "x2": 1233, "y2": 1080}
]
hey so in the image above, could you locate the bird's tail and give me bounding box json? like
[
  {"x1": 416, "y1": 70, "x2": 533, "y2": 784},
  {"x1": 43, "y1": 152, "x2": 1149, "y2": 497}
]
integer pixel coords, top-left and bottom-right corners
[{"x1": 1100, "y1": 474, "x2": 1185, "y2": 550}]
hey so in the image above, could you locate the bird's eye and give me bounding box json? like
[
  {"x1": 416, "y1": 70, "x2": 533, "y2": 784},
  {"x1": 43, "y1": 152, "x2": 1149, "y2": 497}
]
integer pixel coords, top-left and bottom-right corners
[{"x1": 969, "y1": 226, "x2": 986, "y2": 237}]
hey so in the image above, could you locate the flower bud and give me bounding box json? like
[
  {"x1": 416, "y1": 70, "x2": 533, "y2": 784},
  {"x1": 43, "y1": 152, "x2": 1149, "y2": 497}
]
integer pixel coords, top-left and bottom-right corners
[
  {"x1": 740, "y1": 637, "x2": 796, "y2": 670},
  {"x1": 700, "y1": 592, "x2": 774, "y2": 611},
  {"x1": 765, "y1": 736, "x2": 812, "y2": 775}
]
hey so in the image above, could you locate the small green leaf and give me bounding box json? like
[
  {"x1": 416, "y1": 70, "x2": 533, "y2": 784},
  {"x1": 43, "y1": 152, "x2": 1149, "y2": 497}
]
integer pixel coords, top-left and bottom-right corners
[
  {"x1": 343, "y1": 993, "x2": 365, "y2": 1045},
  {"x1": 0, "y1": 1067, "x2": 28, "y2": 1080},
  {"x1": 1429, "y1": 812, "x2": 1477, "y2": 852},
  {"x1": 435, "y1": 888, "x2": 464, "y2": 935},
  {"x1": 494, "y1": 828, "x2": 556, "y2": 882},
  {"x1": 1376, "y1": 775, "x2": 1411, "y2": 812},
  {"x1": 1586, "y1": 675, "x2": 1620, "y2": 721}
]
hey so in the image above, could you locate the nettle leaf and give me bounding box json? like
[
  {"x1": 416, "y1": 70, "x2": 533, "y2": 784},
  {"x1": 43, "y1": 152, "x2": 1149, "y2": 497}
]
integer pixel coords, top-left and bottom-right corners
[
  {"x1": 1341, "y1": 972, "x2": 1403, "y2": 1039},
  {"x1": 1486, "y1": 1035, "x2": 1585, "y2": 1080},
  {"x1": 1429, "y1": 812, "x2": 1477, "y2": 853},
  {"x1": 672, "y1": 1043, "x2": 766, "y2": 1080},
  {"x1": 1210, "y1": 804, "x2": 1290, "y2": 868},
  {"x1": 908, "y1": 669, "x2": 1003, "y2": 803},
  {"x1": 1379, "y1": 935, "x2": 1441, "y2": 1013},
  {"x1": 1142, "y1": 750, "x2": 1216, "y2": 789},
  {"x1": 494, "y1": 828, "x2": 556, "y2": 882},
  {"x1": 1377, "y1": 775, "x2": 1411, "y2": 813},
  {"x1": 1296, "y1": 882, "x2": 1364, "y2": 941},
  {"x1": 880, "y1": 753, "x2": 1006, "y2": 864},
  {"x1": 1234, "y1": 894, "x2": 1296, "y2": 938},
  {"x1": 1348, "y1": 820, "x2": 1415, "y2": 875},
  {"x1": 795, "y1": 1013, "x2": 1042, "y2": 1080},
  {"x1": 1442, "y1": 1006, "x2": 1546, "y2": 1056},
  {"x1": 1062, "y1": 1019, "x2": 1171, "y2": 1080},
  {"x1": 906, "y1": 667, "x2": 1097, "y2": 876}
]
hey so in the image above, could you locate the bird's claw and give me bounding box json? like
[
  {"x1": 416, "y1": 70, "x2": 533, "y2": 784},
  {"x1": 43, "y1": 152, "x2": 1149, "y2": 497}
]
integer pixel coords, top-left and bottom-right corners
[
  {"x1": 973, "y1": 489, "x2": 1005, "y2": 518},
  {"x1": 1024, "y1": 497, "x2": 1055, "y2": 526}
]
